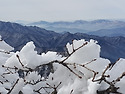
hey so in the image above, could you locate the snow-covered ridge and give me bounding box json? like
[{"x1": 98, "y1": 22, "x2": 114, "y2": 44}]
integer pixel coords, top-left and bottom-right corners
[{"x1": 0, "y1": 38, "x2": 125, "y2": 94}]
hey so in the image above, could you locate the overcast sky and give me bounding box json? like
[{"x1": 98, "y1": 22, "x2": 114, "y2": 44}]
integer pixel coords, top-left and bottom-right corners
[{"x1": 0, "y1": 0, "x2": 125, "y2": 22}]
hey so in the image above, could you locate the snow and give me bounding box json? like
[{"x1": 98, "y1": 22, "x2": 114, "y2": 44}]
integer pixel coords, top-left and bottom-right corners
[
  {"x1": 22, "y1": 85, "x2": 34, "y2": 94},
  {"x1": 25, "y1": 71, "x2": 41, "y2": 82},
  {"x1": 0, "y1": 35, "x2": 14, "y2": 64},
  {"x1": 84, "y1": 79, "x2": 101, "y2": 94},
  {"x1": 5, "y1": 42, "x2": 62, "y2": 69},
  {"x1": 106, "y1": 58, "x2": 125, "y2": 81},
  {"x1": 0, "y1": 84, "x2": 7, "y2": 94},
  {"x1": 106, "y1": 58, "x2": 125, "y2": 93},
  {"x1": 0, "y1": 36, "x2": 13, "y2": 52},
  {"x1": 10, "y1": 78, "x2": 24, "y2": 94},
  {"x1": 66, "y1": 39, "x2": 100, "y2": 64},
  {"x1": 0, "y1": 38, "x2": 125, "y2": 94}
]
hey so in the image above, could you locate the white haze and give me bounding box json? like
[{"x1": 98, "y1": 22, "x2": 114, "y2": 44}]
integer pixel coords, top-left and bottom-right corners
[{"x1": 0, "y1": 0, "x2": 125, "y2": 22}]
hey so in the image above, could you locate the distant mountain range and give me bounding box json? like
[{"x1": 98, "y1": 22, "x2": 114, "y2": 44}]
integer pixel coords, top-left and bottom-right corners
[
  {"x1": 88, "y1": 27, "x2": 125, "y2": 37},
  {"x1": 0, "y1": 21, "x2": 125, "y2": 62},
  {"x1": 27, "y1": 19, "x2": 125, "y2": 37}
]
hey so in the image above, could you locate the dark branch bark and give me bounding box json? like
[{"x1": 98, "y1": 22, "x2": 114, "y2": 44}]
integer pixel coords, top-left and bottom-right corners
[{"x1": 7, "y1": 79, "x2": 19, "y2": 94}]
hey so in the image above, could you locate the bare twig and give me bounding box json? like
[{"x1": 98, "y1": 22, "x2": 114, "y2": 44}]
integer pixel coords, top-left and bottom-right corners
[
  {"x1": 92, "y1": 64, "x2": 111, "y2": 83},
  {"x1": 70, "y1": 89, "x2": 73, "y2": 94},
  {"x1": 7, "y1": 79, "x2": 19, "y2": 94},
  {"x1": 0, "y1": 50, "x2": 10, "y2": 54},
  {"x1": 16, "y1": 55, "x2": 24, "y2": 68},
  {"x1": 109, "y1": 58, "x2": 120, "y2": 70},
  {"x1": 65, "y1": 59, "x2": 98, "y2": 79},
  {"x1": 62, "y1": 42, "x2": 88, "y2": 63},
  {"x1": 113, "y1": 72, "x2": 125, "y2": 84}
]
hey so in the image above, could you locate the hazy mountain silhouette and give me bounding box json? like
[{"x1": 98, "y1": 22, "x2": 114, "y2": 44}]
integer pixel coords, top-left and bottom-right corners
[
  {"x1": 28, "y1": 20, "x2": 125, "y2": 37},
  {"x1": 88, "y1": 27, "x2": 125, "y2": 37}
]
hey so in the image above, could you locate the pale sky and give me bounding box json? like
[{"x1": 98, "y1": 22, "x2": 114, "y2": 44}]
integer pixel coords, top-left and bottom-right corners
[{"x1": 0, "y1": 0, "x2": 125, "y2": 22}]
